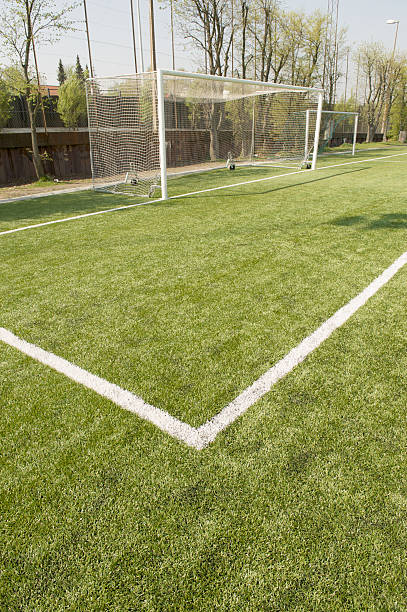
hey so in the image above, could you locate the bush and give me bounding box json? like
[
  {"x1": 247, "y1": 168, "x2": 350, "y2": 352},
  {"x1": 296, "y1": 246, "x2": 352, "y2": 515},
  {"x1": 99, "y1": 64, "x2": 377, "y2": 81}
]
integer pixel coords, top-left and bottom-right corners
[
  {"x1": 0, "y1": 77, "x2": 11, "y2": 128},
  {"x1": 57, "y1": 73, "x2": 87, "y2": 128}
]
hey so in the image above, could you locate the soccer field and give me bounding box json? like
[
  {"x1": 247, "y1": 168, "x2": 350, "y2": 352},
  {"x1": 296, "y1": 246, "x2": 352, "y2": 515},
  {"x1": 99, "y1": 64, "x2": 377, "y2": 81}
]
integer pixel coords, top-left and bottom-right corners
[{"x1": 2, "y1": 143, "x2": 407, "y2": 608}]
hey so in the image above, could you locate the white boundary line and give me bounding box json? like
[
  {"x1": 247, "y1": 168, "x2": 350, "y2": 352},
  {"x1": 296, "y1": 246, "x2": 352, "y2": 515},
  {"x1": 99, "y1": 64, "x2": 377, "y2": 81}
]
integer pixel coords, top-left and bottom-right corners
[
  {"x1": 1, "y1": 249, "x2": 406, "y2": 449},
  {"x1": 1, "y1": 151, "x2": 407, "y2": 238}
]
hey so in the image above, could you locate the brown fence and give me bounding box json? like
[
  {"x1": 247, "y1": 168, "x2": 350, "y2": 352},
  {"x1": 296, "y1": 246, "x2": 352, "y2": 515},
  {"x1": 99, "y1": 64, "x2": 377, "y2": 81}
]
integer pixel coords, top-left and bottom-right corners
[
  {"x1": 0, "y1": 128, "x2": 384, "y2": 186},
  {"x1": 0, "y1": 130, "x2": 91, "y2": 185}
]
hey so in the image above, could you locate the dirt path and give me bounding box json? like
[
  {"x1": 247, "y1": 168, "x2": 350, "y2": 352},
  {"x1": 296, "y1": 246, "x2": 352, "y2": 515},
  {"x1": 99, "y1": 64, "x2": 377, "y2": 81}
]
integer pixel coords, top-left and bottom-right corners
[{"x1": 0, "y1": 178, "x2": 93, "y2": 201}]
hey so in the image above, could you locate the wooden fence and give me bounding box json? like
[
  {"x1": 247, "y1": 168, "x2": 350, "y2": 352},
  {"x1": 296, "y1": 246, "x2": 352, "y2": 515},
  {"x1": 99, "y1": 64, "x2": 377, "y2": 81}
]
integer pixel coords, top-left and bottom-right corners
[
  {"x1": 0, "y1": 130, "x2": 91, "y2": 185},
  {"x1": 0, "y1": 128, "x2": 383, "y2": 186}
]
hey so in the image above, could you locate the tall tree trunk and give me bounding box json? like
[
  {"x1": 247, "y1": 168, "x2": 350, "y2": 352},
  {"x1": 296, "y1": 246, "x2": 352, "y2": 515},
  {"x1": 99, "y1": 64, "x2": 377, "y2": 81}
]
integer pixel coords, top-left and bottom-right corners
[
  {"x1": 366, "y1": 122, "x2": 375, "y2": 143},
  {"x1": 209, "y1": 103, "x2": 219, "y2": 160},
  {"x1": 23, "y1": 1, "x2": 45, "y2": 179},
  {"x1": 27, "y1": 96, "x2": 44, "y2": 178}
]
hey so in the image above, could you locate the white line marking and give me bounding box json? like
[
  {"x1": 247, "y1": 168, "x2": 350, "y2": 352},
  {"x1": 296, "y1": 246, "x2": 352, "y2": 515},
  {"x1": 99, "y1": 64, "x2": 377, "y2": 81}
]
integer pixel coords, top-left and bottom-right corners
[
  {"x1": 0, "y1": 327, "x2": 201, "y2": 448},
  {"x1": 1, "y1": 151, "x2": 407, "y2": 238},
  {"x1": 197, "y1": 250, "x2": 407, "y2": 446},
  {"x1": 1, "y1": 250, "x2": 406, "y2": 449}
]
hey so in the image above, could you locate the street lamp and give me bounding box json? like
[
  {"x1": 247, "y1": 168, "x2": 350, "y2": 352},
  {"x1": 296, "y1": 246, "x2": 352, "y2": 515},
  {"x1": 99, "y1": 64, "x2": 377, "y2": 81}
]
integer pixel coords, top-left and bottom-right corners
[
  {"x1": 386, "y1": 19, "x2": 400, "y2": 58},
  {"x1": 382, "y1": 19, "x2": 400, "y2": 141}
]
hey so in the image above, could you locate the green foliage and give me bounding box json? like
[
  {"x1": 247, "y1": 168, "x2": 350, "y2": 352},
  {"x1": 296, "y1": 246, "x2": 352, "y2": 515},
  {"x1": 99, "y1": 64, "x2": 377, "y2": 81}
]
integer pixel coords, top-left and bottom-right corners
[
  {"x1": 389, "y1": 69, "x2": 407, "y2": 139},
  {"x1": 0, "y1": 73, "x2": 11, "y2": 128},
  {"x1": 57, "y1": 71, "x2": 87, "y2": 128},
  {"x1": 334, "y1": 96, "x2": 359, "y2": 113},
  {"x1": 2, "y1": 64, "x2": 36, "y2": 98},
  {"x1": 57, "y1": 59, "x2": 66, "y2": 85},
  {"x1": 75, "y1": 55, "x2": 84, "y2": 83}
]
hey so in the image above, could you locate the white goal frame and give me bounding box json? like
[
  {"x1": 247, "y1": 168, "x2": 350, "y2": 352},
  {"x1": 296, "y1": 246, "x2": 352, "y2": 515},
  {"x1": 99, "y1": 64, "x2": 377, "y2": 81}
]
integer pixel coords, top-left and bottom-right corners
[
  {"x1": 87, "y1": 69, "x2": 324, "y2": 201},
  {"x1": 305, "y1": 109, "x2": 359, "y2": 159}
]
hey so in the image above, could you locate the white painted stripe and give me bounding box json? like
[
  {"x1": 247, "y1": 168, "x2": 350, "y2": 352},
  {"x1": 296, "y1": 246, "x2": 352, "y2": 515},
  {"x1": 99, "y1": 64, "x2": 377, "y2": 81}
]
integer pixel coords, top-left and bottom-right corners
[
  {"x1": 1, "y1": 151, "x2": 407, "y2": 238},
  {"x1": 1, "y1": 250, "x2": 406, "y2": 449},
  {"x1": 0, "y1": 327, "x2": 201, "y2": 448},
  {"x1": 197, "y1": 250, "x2": 407, "y2": 446}
]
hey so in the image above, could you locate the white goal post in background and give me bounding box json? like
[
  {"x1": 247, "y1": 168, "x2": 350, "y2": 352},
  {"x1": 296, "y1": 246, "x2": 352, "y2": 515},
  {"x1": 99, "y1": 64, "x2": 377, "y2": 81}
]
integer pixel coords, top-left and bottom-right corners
[
  {"x1": 305, "y1": 109, "x2": 359, "y2": 159},
  {"x1": 86, "y1": 70, "x2": 324, "y2": 200}
]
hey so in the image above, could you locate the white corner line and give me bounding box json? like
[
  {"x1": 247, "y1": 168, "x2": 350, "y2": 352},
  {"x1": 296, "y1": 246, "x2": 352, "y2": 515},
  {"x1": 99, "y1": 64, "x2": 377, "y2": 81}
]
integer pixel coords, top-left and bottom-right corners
[
  {"x1": 1, "y1": 249, "x2": 407, "y2": 450},
  {"x1": 1, "y1": 151, "x2": 407, "y2": 238},
  {"x1": 0, "y1": 327, "x2": 202, "y2": 449}
]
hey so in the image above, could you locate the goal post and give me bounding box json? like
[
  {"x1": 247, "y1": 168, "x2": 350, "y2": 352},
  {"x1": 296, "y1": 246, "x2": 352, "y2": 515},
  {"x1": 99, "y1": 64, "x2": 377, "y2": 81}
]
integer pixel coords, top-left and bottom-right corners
[
  {"x1": 86, "y1": 70, "x2": 324, "y2": 200},
  {"x1": 305, "y1": 109, "x2": 359, "y2": 160}
]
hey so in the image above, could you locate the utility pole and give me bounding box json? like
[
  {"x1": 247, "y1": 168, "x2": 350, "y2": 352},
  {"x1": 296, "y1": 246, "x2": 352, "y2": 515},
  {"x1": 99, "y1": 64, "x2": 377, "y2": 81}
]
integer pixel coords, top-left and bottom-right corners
[
  {"x1": 170, "y1": 0, "x2": 175, "y2": 70},
  {"x1": 382, "y1": 19, "x2": 400, "y2": 141},
  {"x1": 254, "y1": 9, "x2": 257, "y2": 80},
  {"x1": 355, "y1": 53, "x2": 360, "y2": 110},
  {"x1": 83, "y1": 0, "x2": 94, "y2": 78},
  {"x1": 325, "y1": 0, "x2": 340, "y2": 108},
  {"x1": 344, "y1": 48, "x2": 349, "y2": 103},
  {"x1": 204, "y1": 25, "x2": 208, "y2": 74},
  {"x1": 136, "y1": 0, "x2": 145, "y2": 72},
  {"x1": 130, "y1": 0, "x2": 138, "y2": 72},
  {"x1": 231, "y1": 0, "x2": 234, "y2": 76},
  {"x1": 333, "y1": 0, "x2": 339, "y2": 105},
  {"x1": 149, "y1": 0, "x2": 157, "y2": 71},
  {"x1": 170, "y1": 0, "x2": 177, "y2": 128}
]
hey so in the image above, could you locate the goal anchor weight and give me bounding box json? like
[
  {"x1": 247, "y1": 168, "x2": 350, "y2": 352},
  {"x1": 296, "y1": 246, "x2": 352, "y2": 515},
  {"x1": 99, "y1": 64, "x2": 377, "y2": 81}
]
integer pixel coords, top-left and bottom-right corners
[{"x1": 226, "y1": 152, "x2": 236, "y2": 171}]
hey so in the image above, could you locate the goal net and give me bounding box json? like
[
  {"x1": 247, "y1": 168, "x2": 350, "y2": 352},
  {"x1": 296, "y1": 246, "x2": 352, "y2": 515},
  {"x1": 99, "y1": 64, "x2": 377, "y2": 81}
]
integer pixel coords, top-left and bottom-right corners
[
  {"x1": 305, "y1": 110, "x2": 359, "y2": 159},
  {"x1": 86, "y1": 70, "x2": 323, "y2": 199}
]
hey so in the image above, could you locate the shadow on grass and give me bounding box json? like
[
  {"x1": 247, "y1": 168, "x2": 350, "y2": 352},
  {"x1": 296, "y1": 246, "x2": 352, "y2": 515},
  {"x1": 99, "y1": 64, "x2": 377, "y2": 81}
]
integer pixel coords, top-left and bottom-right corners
[
  {"x1": 0, "y1": 190, "x2": 150, "y2": 227},
  {"x1": 330, "y1": 213, "x2": 407, "y2": 231},
  {"x1": 0, "y1": 167, "x2": 277, "y2": 229},
  {"x1": 175, "y1": 167, "x2": 369, "y2": 201},
  {"x1": 0, "y1": 166, "x2": 370, "y2": 231}
]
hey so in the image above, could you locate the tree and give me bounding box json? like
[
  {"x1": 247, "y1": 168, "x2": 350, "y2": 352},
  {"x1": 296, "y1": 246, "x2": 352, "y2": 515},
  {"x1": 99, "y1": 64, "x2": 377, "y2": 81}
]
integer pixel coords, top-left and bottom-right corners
[
  {"x1": 166, "y1": 0, "x2": 233, "y2": 76},
  {"x1": 75, "y1": 55, "x2": 84, "y2": 83},
  {"x1": 0, "y1": 0, "x2": 75, "y2": 179},
  {"x1": 381, "y1": 54, "x2": 406, "y2": 141},
  {"x1": 389, "y1": 65, "x2": 407, "y2": 140},
  {"x1": 357, "y1": 43, "x2": 406, "y2": 142},
  {"x1": 0, "y1": 72, "x2": 12, "y2": 128},
  {"x1": 57, "y1": 70, "x2": 87, "y2": 128},
  {"x1": 57, "y1": 59, "x2": 66, "y2": 85},
  {"x1": 164, "y1": 0, "x2": 235, "y2": 159},
  {"x1": 357, "y1": 43, "x2": 397, "y2": 142}
]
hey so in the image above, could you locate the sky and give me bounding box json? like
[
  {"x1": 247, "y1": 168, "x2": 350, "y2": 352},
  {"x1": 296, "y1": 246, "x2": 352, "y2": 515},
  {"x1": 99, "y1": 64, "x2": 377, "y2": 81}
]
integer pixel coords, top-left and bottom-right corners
[{"x1": 1, "y1": 0, "x2": 406, "y2": 86}]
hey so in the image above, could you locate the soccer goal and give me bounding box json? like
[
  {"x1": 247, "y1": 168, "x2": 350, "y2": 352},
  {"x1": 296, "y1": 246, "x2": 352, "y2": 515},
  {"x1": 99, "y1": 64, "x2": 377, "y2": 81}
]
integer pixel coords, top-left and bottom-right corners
[
  {"x1": 305, "y1": 109, "x2": 359, "y2": 160},
  {"x1": 86, "y1": 70, "x2": 324, "y2": 200}
]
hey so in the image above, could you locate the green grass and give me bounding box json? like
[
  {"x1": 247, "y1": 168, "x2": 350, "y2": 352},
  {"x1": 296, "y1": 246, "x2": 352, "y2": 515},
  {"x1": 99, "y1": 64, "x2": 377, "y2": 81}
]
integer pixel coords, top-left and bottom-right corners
[{"x1": 1, "y1": 143, "x2": 407, "y2": 609}]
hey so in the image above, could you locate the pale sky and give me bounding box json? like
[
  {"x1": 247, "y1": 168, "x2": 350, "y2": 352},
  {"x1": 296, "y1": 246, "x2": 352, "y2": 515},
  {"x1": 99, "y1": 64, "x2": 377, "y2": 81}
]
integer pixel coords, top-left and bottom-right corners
[{"x1": 1, "y1": 0, "x2": 406, "y2": 86}]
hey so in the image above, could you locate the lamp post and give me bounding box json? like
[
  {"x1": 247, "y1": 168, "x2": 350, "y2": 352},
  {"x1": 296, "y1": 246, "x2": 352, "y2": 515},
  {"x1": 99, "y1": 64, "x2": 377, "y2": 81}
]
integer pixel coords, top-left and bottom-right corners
[
  {"x1": 387, "y1": 19, "x2": 400, "y2": 58},
  {"x1": 382, "y1": 19, "x2": 400, "y2": 141}
]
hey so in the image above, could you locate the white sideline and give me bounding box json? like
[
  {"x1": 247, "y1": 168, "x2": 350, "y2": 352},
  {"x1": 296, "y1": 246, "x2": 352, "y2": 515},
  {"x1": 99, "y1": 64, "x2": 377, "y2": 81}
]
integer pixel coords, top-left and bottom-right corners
[
  {"x1": 1, "y1": 250, "x2": 407, "y2": 449},
  {"x1": 1, "y1": 151, "x2": 407, "y2": 238}
]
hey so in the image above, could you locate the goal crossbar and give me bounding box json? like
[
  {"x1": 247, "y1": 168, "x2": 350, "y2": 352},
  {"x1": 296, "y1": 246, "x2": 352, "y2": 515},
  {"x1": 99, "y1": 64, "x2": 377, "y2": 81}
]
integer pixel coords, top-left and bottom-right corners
[{"x1": 86, "y1": 70, "x2": 324, "y2": 200}]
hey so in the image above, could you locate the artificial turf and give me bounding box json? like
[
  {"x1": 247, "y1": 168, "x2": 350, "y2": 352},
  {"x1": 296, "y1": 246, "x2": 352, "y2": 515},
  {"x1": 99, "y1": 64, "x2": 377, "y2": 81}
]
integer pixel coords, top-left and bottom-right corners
[{"x1": 1, "y1": 142, "x2": 407, "y2": 609}]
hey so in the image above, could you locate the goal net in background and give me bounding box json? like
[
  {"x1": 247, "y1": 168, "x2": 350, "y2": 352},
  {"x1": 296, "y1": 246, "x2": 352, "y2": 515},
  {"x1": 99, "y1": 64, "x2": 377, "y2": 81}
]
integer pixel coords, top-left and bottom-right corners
[
  {"x1": 86, "y1": 70, "x2": 323, "y2": 199},
  {"x1": 305, "y1": 110, "x2": 359, "y2": 160}
]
